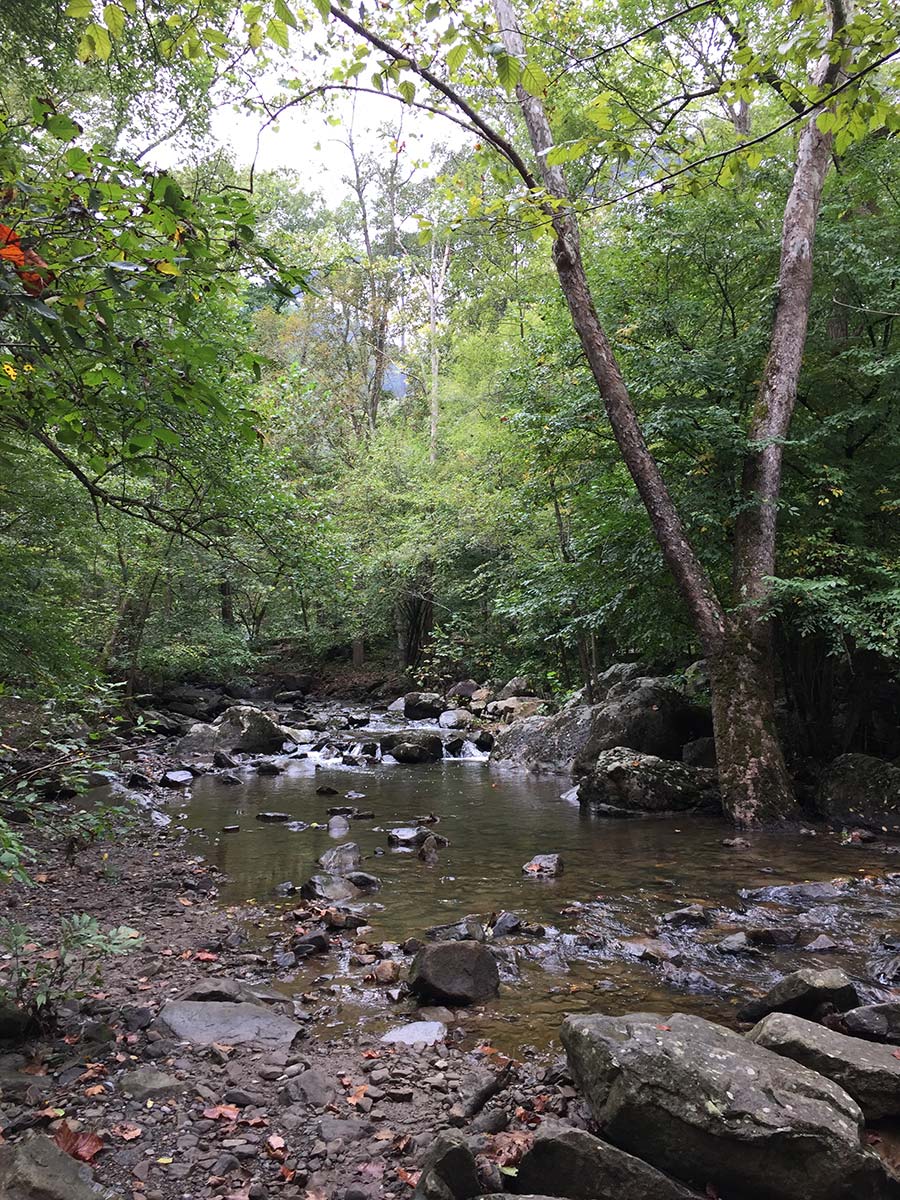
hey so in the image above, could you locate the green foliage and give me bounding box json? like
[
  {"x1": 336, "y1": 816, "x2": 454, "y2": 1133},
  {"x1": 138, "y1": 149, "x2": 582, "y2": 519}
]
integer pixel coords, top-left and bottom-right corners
[{"x1": 0, "y1": 915, "x2": 142, "y2": 1024}]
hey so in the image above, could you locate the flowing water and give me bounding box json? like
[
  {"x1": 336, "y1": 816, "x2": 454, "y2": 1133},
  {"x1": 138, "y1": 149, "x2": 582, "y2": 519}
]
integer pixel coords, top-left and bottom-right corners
[{"x1": 184, "y1": 753, "x2": 900, "y2": 1057}]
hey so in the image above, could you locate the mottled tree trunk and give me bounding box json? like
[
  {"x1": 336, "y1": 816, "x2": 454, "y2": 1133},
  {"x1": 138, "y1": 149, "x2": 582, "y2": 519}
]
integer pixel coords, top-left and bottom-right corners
[{"x1": 707, "y1": 621, "x2": 794, "y2": 826}]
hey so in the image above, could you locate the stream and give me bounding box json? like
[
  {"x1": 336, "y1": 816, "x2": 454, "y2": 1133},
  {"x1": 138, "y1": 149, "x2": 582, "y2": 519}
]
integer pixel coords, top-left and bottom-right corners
[{"x1": 182, "y1": 748, "x2": 900, "y2": 1057}]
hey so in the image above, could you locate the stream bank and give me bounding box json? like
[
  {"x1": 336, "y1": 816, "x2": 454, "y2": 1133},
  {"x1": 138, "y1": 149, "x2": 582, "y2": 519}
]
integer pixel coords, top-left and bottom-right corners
[{"x1": 5, "y1": 689, "x2": 900, "y2": 1199}]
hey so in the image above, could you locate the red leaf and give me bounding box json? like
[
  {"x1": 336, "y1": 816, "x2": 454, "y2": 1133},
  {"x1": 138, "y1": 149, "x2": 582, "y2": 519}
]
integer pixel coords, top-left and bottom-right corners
[
  {"x1": 54, "y1": 1121, "x2": 104, "y2": 1163},
  {"x1": 397, "y1": 1166, "x2": 421, "y2": 1187},
  {"x1": 203, "y1": 1104, "x2": 240, "y2": 1121}
]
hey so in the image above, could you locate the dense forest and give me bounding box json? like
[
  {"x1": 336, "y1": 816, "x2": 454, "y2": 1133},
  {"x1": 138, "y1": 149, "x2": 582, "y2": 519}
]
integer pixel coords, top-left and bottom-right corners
[{"x1": 1, "y1": 2, "x2": 900, "y2": 1196}]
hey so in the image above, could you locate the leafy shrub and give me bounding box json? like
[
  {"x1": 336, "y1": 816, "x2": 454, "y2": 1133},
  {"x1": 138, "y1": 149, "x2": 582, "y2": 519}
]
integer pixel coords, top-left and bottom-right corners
[{"x1": 0, "y1": 915, "x2": 142, "y2": 1026}]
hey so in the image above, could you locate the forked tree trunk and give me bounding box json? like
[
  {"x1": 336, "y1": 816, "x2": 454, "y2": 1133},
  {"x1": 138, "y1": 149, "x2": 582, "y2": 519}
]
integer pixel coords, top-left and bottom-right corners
[
  {"x1": 707, "y1": 619, "x2": 793, "y2": 825},
  {"x1": 331, "y1": 0, "x2": 848, "y2": 824}
]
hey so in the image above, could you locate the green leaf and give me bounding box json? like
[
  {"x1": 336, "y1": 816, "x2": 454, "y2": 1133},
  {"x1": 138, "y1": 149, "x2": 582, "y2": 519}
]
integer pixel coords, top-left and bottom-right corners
[
  {"x1": 311, "y1": 0, "x2": 331, "y2": 19},
  {"x1": 248, "y1": 21, "x2": 264, "y2": 48},
  {"x1": 398, "y1": 79, "x2": 416, "y2": 105},
  {"x1": 545, "y1": 138, "x2": 590, "y2": 166},
  {"x1": 46, "y1": 114, "x2": 82, "y2": 142},
  {"x1": 65, "y1": 0, "x2": 93, "y2": 16},
  {"x1": 274, "y1": 0, "x2": 298, "y2": 28},
  {"x1": 103, "y1": 4, "x2": 125, "y2": 39},
  {"x1": 520, "y1": 61, "x2": 548, "y2": 97},
  {"x1": 65, "y1": 147, "x2": 92, "y2": 172},
  {"x1": 446, "y1": 43, "x2": 466, "y2": 73},
  {"x1": 85, "y1": 22, "x2": 112, "y2": 60},
  {"x1": 496, "y1": 52, "x2": 521, "y2": 94},
  {"x1": 266, "y1": 16, "x2": 289, "y2": 49}
]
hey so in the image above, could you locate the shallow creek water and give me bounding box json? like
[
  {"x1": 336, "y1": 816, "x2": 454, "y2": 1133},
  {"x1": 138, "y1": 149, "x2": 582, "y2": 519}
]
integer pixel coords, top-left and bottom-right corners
[{"x1": 184, "y1": 754, "x2": 900, "y2": 1057}]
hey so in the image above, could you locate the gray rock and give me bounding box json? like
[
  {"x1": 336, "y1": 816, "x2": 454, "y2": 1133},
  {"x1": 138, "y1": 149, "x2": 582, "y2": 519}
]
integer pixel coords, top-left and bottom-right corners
[
  {"x1": 498, "y1": 675, "x2": 535, "y2": 700},
  {"x1": 742, "y1": 881, "x2": 845, "y2": 904},
  {"x1": 156, "y1": 1000, "x2": 302, "y2": 1049},
  {"x1": 160, "y1": 768, "x2": 193, "y2": 787},
  {"x1": 515, "y1": 1125, "x2": 703, "y2": 1200},
  {"x1": 491, "y1": 677, "x2": 707, "y2": 773},
  {"x1": 280, "y1": 1067, "x2": 337, "y2": 1108},
  {"x1": 820, "y1": 754, "x2": 900, "y2": 832},
  {"x1": 344, "y1": 871, "x2": 381, "y2": 892},
  {"x1": 843, "y1": 1003, "x2": 900, "y2": 1045},
  {"x1": 737, "y1": 968, "x2": 859, "y2": 1023},
  {"x1": 410, "y1": 942, "x2": 499, "y2": 1005},
  {"x1": 381, "y1": 730, "x2": 444, "y2": 762},
  {"x1": 682, "y1": 736, "x2": 716, "y2": 768},
  {"x1": 749, "y1": 1011, "x2": 900, "y2": 1119},
  {"x1": 120, "y1": 1066, "x2": 184, "y2": 1101},
  {"x1": 414, "y1": 1130, "x2": 480, "y2": 1200},
  {"x1": 576, "y1": 747, "x2": 720, "y2": 814},
  {"x1": 562, "y1": 1010, "x2": 896, "y2": 1200},
  {"x1": 179, "y1": 978, "x2": 279, "y2": 1005},
  {"x1": 256, "y1": 811, "x2": 291, "y2": 822},
  {"x1": 403, "y1": 692, "x2": 444, "y2": 720},
  {"x1": 388, "y1": 826, "x2": 443, "y2": 847},
  {"x1": 0, "y1": 1136, "x2": 120, "y2": 1200},
  {"x1": 318, "y1": 842, "x2": 361, "y2": 874},
  {"x1": 438, "y1": 708, "x2": 480, "y2": 729},
  {"x1": 523, "y1": 854, "x2": 563, "y2": 877},
  {"x1": 447, "y1": 680, "x2": 478, "y2": 700},
  {"x1": 300, "y1": 873, "x2": 361, "y2": 902},
  {"x1": 381, "y1": 1021, "x2": 447, "y2": 1047}
]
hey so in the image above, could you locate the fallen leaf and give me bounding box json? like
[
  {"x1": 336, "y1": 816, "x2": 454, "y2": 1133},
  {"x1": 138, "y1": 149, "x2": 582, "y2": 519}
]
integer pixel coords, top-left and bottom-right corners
[
  {"x1": 112, "y1": 1123, "x2": 143, "y2": 1140},
  {"x1": 361, "y1": 1049, "x2": 380, "y2": 1060},
  {"x1": 177, "y1": 896, "x2": 193, "y2": 907},
  {"x1": 203, "y1": 1104, "x2": 240, "y2": 1121},
  {"x1": 84, "y1": 1085, "x2": 105, "y2": 1097},
  {"x1": 280, "y1": 1165, "x2": 296, "y2": 1181},
  {"x1": 265, "y1": 1133, "x2": 286, "y2": 1161},
  {"x1": 196, "y1": 951, "x2": 218, "y2": 962},
  {"x1": 397, "y1": 1166, "x2": 421, "y2": 1187},
  {"x1": 346, "y1": 1084, "x2": 368, "y2": 1107},
  {"x1": 54, "y1": 1121, "x2": 104, "y2": 1163}
]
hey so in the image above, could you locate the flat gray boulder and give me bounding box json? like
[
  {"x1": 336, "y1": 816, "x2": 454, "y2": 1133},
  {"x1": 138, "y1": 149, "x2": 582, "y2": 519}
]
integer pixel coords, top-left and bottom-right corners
[
  {"x1": 515, "y1": 1125, "x2": 703, "y2": 1199},
  {"x1": 120, "y1": 1066, "x2": 184, "y2": 1101},
  {"x1": 737, "y1": 968, "x2": 859, "y2": 1023},
  {"x1": 0, "y1": 1136, "x2": 120, "y2": 1200},
  {"x1": 749, "y1": 1012, "x2": 900, "y2": 1120},
  {"x1": 561, "y1": 1010, "x2": 897, "y2": 1200},
  {"x1": 156, "y1": 1000, "x2": 302, "y2": 1049}
]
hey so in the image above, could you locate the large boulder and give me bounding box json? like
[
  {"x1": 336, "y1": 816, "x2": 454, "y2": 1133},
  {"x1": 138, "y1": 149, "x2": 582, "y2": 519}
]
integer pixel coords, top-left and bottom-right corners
[
  {"x1": 575, "y1": 748, "x2": 720, "y2": 815},
  {"x1": 438, "y1": 708, "x2": 480, "y2": 730},
  {"x1": 381, "y1": 730, "x2": 443, "y2": 762},
  {"x1": 409, "y1": 942, "x2": 499, "y2": 1005},
  {"x1": 737, "y1": 968, "x2": 859, "y2": 1023},
  {"x1": 413, "y1": 1130, "x2": 481, "y2": 1200},
  {"x1": 561, "y1": 1010, "x2": 897, "y2": 1200},
  {"x1": 843, "y1": 1003, "x2": 900, "y2": 1045},
  {"x1": 749, "y1": 1012, "x2": 900, "y2": 1120},
  {"x1": 317, "y1": 843, "x2": 361, "y2": 874},
  {"x1": 156, "y1": 1000, "x2": 302, "y2": 1049},
  {"x1": 484, "y1": 696, "x2": 549, "y2": 723},
  {"x1": 403, "y1": 692, "x2": 445, "y2": 720},
  {"x1": 491, "y1": 678, "x2": 708, "y2": 774},
  {"x1": 515, "y1": 1125, "x2": 703, "y2": 1200},
  {"x1": 0, "y1": 1136, "x2": 120, "y2": 1200},
  {"x1": 178, "y1": 705, "x2": 290, "y2": 757},
  {"x1": 819, "y1": 754, "x2": 900, "y2": 833},
  {"x1": 498, "y1": 675, "x2": 535, "y2": 700}
]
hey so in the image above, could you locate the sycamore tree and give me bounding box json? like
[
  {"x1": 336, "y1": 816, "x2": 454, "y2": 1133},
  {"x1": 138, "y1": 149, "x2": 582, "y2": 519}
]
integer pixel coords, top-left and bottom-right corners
[
  {"x1": 34, "y1": 0, "x2": 900, "y2": 823},
  {"x1": 282, "y1": 0, "x2": 896, "y2": 824}
]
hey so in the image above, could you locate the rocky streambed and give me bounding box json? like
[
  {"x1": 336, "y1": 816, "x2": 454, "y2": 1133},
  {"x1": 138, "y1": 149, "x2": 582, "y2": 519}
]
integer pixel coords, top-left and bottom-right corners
[{"x1": 5, "y1": 686, "x2": 900, "y2": 1199}]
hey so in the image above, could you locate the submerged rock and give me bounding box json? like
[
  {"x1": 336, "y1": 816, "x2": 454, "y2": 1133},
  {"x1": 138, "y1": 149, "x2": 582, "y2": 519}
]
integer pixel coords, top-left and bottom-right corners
[
  {"x1": 523, "y1": 853, "x2": 564, "y2": 877},
  {"x1": 317, "y1": 842, "x2": 361, "y2": 874},
  {"x1": 562, "y1": 1010, "x2": 895, "y2": 1200},
  {"x1": 300, "y1": 873, "x2": 361, "y2": 903},
  {"x1": 409, "y1": 942, "x2": 499, "y2": 1005},
  {"x1": 750, "y1": 1011, "x2": 900, "y2": 1119},
  {"x1": 737, "y1": 968, "x2": 859, "y2": 1023}
]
